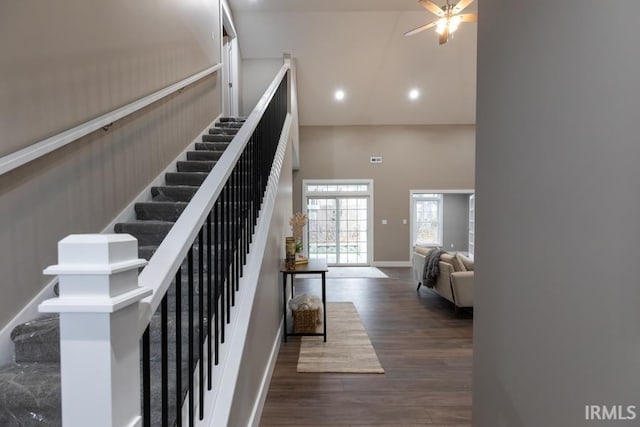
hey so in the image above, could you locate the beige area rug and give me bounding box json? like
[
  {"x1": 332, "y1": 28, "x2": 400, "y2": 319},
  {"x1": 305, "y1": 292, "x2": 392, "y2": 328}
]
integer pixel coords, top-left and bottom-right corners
[
  {"x1": 297, "y1": 302, "x2": 385, "y2": 373},
  {"x1": 325, "y1": 266, "x2": 388, "y2": 279}
]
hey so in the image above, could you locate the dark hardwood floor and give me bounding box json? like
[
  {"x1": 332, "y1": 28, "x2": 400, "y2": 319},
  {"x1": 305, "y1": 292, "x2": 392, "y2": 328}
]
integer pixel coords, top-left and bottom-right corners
[{"x1": 260, "y1": 267, "x2": 473, "y2": 427}]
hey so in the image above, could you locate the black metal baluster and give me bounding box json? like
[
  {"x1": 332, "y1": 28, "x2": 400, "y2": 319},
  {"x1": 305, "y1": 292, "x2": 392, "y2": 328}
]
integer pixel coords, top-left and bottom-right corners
[
  {"x1": 233, "y1": 167, "x2": 239, "y2": 296},
  {"x1": 243, "y1": 151, "x2": 249, "y2": 259},
  {"x1": 188, "y1": 247, "x2": 194, "y2": 425},
  {"x1": 225, "y1": 181, "x2": 231, "y2": 323},
  {"x1": 198, "y1": 229, "x2": 204, "y2": 420},
  {"x1": 161, "y1": 295, "x2": 168, "y2": 427},
  {"x1": 235, "y1": 167, "x2": 240, "y2": 292},
  {"x1": 214, "y1": 199, "x2": 222, "y2": 352},
  {"x1": 175, "y1": 268, "x2": 182, "y2": 427},
  {"x1": 220, "y1": 188, "x2": 227, "y2": 337},
  {"x1": 142, "y1": 327, "x2": 151, "y2": 427},
  {"x1": 207, "y1": 211, "x2": 213, "y2": 389},
  {"x1": 230, "y1": 169, "x2": 236, "y2": 307}
]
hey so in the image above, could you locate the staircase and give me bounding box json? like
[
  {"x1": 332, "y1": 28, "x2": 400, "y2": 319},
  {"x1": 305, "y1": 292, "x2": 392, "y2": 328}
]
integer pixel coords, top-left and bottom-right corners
[{"x1": 0, "y1": 117, "x2": 246, "y2": 427}]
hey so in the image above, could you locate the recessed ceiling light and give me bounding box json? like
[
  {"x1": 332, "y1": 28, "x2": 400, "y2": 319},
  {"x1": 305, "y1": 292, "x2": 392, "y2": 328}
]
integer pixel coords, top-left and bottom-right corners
[
  {"x1": 409, "y1": 89, "x2": 420, "y2": 100},
  {"x1": 334, "y1": 89, "x2": 345, "y2": 101}
]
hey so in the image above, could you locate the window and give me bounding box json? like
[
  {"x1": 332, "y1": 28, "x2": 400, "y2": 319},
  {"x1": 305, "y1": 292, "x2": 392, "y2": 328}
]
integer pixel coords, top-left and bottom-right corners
[{"x1": 411, "y1": 193, "x2": 443, "y2": 247}]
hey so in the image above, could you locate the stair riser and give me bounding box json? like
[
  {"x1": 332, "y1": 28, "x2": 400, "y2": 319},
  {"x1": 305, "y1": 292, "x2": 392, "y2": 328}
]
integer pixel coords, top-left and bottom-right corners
[
  {"x1": 218, "y1": 117, "x2": 246, "y2": 123},
  {"x1": 202, "y1": 134, "x2": 233, "y2": 143},
  {"x1": 215, "y1": 122, "x2": 243, "y2": 128},
  {"x1": 186, "y1": 151, "x2": 223, "y2": 161},
  {"x1": 135, "y1": 203, "x2": 187, "y2": 222},
  {"x1": 115, "y1": 223, "x2": 174, "y2": 247},
  {"x1": 209, "y1": 128, "x2": 238, "y2": 135},
  {"x1": 164, "y1": 172, "x2": 208, "y2": 187},
  {"x1": 176, "y1": 161, "x2": 216, "y2": 173},
  {"x1": 151, "y1": 186, "x2": 197, "y2": 202},
  {"x1": 195, "y1": 142, "x2": 230, "y2": 151}
]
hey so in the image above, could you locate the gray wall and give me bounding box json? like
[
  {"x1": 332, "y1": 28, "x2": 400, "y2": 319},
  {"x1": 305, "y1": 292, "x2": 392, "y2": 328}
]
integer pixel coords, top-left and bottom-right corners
[
  {"x1": 0, "y1": 0, "x2": 222, "y2": 328},
  {"x1": 442, "y1": 193, "x2": 470, "y2": 252},
  {"x1": 228, "y1": 136, "x2": 292, "y2": 426},
  {"x1": 474, "y1": 1, "x2": 640, "y2": 426},
  {"x1": 241, "y1": 58, "x2": 284, "y2": 115},
  {"x1": 293, "y1": 125, "x2": 475, "y2": 262}
]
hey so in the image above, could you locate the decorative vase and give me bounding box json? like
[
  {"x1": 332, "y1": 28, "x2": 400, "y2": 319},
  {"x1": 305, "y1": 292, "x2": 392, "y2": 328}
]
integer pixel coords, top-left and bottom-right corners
[{"x1": 285, "y1": 236, "x2": 296, "y2": 269}]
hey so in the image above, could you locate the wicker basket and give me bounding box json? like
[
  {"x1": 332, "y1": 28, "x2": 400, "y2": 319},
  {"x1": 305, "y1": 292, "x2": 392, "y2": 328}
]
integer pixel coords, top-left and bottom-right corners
[{"x1": 292, "y1": 303, "x2": 320, "y2": 333}]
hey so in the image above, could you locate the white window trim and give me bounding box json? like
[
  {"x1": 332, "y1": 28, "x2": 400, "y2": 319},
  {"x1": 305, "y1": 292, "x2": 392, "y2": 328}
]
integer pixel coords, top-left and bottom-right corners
[
  {"x1": 303, "y1": 179, "x2": 374, "y2": 266},
  {"x1": 411, "y1": 192, "x2": 444, "y2": 248},
  {"x1": 408, "y1": 189, "x2": 474, "y2": 260}
]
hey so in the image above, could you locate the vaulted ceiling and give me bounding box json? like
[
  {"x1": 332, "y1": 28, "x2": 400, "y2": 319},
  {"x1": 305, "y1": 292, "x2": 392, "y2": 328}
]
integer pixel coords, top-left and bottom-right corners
[{"x1": 228, "y1": 0, "x2": 477, "y2": 126}]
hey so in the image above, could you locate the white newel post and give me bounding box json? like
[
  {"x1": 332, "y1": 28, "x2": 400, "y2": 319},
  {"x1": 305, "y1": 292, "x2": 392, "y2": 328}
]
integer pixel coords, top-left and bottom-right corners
[{"x1": 39, "y1": 234, "x2": 151, "y2": 427}]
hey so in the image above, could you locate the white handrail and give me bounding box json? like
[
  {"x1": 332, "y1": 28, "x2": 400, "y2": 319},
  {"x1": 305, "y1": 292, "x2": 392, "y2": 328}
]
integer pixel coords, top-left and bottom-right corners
[
  {"x1": 137, "y1": 63, "x2": 290, "y2": 332},
  {"x1": 0, "y1": 63, "x2": 223, "y2": 176}
]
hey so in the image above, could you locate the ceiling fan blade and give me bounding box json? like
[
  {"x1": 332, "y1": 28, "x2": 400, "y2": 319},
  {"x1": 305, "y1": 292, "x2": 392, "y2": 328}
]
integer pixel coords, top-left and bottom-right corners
[
  {"x1": 459, "y1": 12, "x2": 478, "y2": 23},
  {"x1": 453, "y1": 0, "x2": 474, "y2": 14},
  {"x1": 404, "y1": 21, "x2": 438, "y2": 37},
  {"x1": 419, "y1": 0, "x2": 445, "y2": 17},
  {"x1": 439, "y1": 27, "x2": 449, "y2": 45}
]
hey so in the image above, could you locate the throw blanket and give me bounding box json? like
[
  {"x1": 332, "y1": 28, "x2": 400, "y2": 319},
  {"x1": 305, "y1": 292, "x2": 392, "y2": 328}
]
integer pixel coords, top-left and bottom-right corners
[{"x1": 422, "y1": 249, "x2": 446, "y2": 288}]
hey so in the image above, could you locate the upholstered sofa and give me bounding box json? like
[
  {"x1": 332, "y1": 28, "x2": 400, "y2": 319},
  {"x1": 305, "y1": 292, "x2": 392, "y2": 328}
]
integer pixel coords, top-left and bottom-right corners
[{"x1": 412, "y1": 246, "x2": 474, "y2": 309}]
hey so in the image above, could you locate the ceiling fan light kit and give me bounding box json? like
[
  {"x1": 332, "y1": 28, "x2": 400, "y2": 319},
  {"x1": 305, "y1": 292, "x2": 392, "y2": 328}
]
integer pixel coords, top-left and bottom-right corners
[{"x1": 405, "y1": 0, "x2": 477, "y2": 45}]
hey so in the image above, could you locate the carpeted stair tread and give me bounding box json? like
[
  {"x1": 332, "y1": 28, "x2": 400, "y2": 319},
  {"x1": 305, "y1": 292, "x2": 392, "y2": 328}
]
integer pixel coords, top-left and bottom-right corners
[
  {"x1": 186, "y1": 151, "x2": 223, "y2": 161},
  {"x1": 215, "y1": 122, "x2": 243, "y2": 128},
  {"x1": 195, "y1": 142, "x2": 230, "y2": 152},
  {"x1": 209, "y1": 127, "x2": 238, "y2": 135},
  {"x1": 218, "y1": 117, "x2": 245, "y2": 123},
  {"x1": 11, "y1": 316, "x2": 59, "y2": 364},
  {"x1": 176, "y1": 160, "x2": 217, "y2": 173},
  {"x1": 115, "y1": 221, "x2": 175, "y2": 246},
  {"x1": 151, "y1": 186, "x2": 198, "y2": 202},
  {"x1": 135, "y1": 201, "x2": 187, "y2": 222},
  {"x1": 202, "y1": 134, "x2": 234, "y2": 143},
  {"x1": 0, "y1": 362, "x2": 61, "y2": 426},
  {"x1": 164, "y1": 172, "x2": 208, "y2": 186},
  {"x1": 139, "y1": 245, "x2": 158, "y2": 260}
]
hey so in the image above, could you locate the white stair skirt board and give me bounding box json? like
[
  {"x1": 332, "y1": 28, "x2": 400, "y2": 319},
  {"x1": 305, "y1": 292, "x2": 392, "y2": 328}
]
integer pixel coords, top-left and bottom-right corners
[{"x1": 326, "y1": 267, "x2": 388, "y2": 279}]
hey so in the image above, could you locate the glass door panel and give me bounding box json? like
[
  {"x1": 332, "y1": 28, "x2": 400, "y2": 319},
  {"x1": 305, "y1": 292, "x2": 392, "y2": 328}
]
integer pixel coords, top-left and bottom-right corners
[{"x1": 307, "y1": 197, "x2": 369, "y2": 265}]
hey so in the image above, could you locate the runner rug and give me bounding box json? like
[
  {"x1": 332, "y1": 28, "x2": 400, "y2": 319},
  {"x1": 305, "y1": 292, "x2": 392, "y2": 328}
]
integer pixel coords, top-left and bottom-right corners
[{"x1": 297, "y1": 302, "x2": 384, "y2": 373}]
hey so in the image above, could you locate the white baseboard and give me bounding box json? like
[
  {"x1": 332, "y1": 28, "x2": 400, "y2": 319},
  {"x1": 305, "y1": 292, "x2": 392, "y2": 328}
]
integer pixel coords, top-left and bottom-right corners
[
  {"x1": 248, "y1": 320, "x2": 283, "y2": 427},
  {"x1": 373, "y1": 261, "x2": 412, "y2": 268},
  {"x1": 0, "y1": 114, "x2": 223, "y2": 366}
]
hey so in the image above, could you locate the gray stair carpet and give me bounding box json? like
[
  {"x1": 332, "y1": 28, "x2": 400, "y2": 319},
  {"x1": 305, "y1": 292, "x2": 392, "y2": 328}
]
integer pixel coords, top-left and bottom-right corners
[{"x1": 0, "y1": 117, "x2": 247, "y2": 426}]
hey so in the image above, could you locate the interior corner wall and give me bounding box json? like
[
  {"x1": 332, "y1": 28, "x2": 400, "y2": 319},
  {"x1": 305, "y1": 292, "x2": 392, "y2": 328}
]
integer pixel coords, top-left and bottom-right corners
[
  {"x1": 293, "y1": 125, "x2": 475, "y2": 263},
  {"x1": 240, "y1": 58, "x2": 284, "y2": 116},
  {"x1": 474, "y1": 1, "x2": 640, "y2": 426},
  {"x1": 0, "y1": 0, "x2": 223, "y2": 329},
  {"x1": 228, "y1": 134, "x2": 293, "y2": 426}
]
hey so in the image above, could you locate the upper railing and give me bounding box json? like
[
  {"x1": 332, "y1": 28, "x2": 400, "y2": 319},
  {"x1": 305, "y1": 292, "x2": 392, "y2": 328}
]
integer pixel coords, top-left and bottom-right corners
[
  {"x1": 40, "y1": 58, "x2": 295, "y2": 427},
  {"x1": 0, "y1": 63, "x2": 222, "y2": 176}
]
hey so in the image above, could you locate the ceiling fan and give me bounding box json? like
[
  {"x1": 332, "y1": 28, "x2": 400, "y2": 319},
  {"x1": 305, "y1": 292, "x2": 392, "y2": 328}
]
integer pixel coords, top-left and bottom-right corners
[{"x1": 404, "y1": 0, "x2": 477, "y2": 45}]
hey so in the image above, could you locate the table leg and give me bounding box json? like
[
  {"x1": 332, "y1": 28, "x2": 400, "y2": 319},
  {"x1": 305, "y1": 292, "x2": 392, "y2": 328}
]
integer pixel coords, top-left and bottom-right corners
[
  {"x1": 282, "y1": 272, "x2": 287, "y2": 343},
  {"x1": 322, "y1": 272, "x2": 327, "y2": 342}
]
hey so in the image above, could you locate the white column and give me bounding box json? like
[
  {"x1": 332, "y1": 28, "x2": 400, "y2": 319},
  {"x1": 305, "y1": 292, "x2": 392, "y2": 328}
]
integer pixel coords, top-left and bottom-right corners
[{"x1": 39, "y1": 234, "x2": 151, "y2": 427}]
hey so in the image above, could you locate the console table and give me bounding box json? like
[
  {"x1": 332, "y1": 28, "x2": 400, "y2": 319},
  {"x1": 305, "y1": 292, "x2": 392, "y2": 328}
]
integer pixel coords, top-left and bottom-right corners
[{"x1": 280, "y1": 259, "x2": 328, "y2": 342}]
